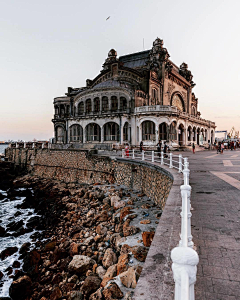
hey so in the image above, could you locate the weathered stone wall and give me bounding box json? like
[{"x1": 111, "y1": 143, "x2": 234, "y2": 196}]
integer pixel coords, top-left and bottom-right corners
[{"x1": 6, "y1": 148, "x2": 173, "y2": 209}]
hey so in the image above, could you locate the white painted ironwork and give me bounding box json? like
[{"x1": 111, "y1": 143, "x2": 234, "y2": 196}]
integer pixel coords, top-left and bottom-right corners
[{"x1": 119, "y1": 149, "x2": 199, "y2": 299}]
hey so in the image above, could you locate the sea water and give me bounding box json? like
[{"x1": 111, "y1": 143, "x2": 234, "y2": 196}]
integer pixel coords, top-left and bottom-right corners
[{"x1": 0, "y1": 187, "x2": 41, "y2": 297}]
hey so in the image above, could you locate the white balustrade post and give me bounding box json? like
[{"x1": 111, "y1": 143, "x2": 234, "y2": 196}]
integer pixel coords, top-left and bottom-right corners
[
  {"x1": 42, "y1": 143, "x2": 44, "y2": 149},
  {"x1": 132, "y1": 149, "x2": 135, "y2": 159},
  {"x1": 161, "y1": 151, "x2": 164, "y2": 165},
  {"x1": 179, "y1": 154, "x2": 182, "y2": 173},
  {"x1": 32, "y1": 142, "x2": 35, "y2": 149},
  {"x1": 48, "y1": 142, "x2": 51, "y2": 149},
  {"x1": 9, "y1": 143, "x2": 12, "y2": 148},
  {"x1": 142, "y1": 150, "x2": 145, "y2": 161},
  {"x1": 170, "y1": 153, "x2": 173, "y2": 168},
  {"x1": 122, "y1": 149, "x2": 125, "y2": 158},
  {"x1": 16, "y1": 143, "x2": 18, "y2": 148},
  {"x1": 179, "y1": 184, "x2": 193, "y2": 248},
  {"x1": 171, "y1": 247, "x2": 199, "y2": 300},
  {"x1": 152, "y1": 150, "x2": 154, "y2": 162},
  {"x1": 183, "y1": 158, "x2": 190, "y2": 185},
  {"x1": 24, "y1": 142, "x2": 26, "y2": 149}
]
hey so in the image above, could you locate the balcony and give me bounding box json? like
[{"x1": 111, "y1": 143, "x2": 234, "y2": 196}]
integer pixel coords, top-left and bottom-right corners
[{"x1": 135, "y1": 105, "x2": 178, "y2": 114}]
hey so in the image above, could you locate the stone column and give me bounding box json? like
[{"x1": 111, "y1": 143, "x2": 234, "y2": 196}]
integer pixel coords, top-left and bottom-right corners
[
  {"x1": 101, "y1": 126, "x2": 104, "y2": 143},
  {"x1": 83, "y1": 126, "x2": 86, "y2": 143},
  {"x1": 100, "y1": 97, "x2": 102, "y2": 113}
]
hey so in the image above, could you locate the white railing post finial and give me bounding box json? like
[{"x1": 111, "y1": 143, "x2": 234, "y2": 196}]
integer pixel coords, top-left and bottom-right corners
[
  {"x1": 171, "y1": 247, "x2": 199, "y2": 300},
  {"x1": 132, "y1": 149, "x2": 135, "y2": 159},
  {"x1": 161, "y1": 151, "x2": 164, "y2": 165},
  {"x1": 170, "y1": 153, "x2": 173, "y2": 168},
  {"x1": 142, "y1": 150, "x2": 145, "y2": 161},
  {"x1": 122, "y1": 149, "x2": 124, "y2": 158},
  {"x1": 152, "y1": 150, "x2": 154, "y2": 162},
  {"x1": 179, "y1": 154, "x2": 183, "y2": 173}
]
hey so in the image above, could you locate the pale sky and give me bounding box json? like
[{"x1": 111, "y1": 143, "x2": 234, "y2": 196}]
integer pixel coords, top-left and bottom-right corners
[{"x1": 1, "y1": 0, "x2": 240, "y2": 141}]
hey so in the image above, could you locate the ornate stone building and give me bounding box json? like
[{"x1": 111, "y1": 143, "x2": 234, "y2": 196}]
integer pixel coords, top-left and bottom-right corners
[{"x1": 52, "y1": 38, "x2": 215, "y2": 147}]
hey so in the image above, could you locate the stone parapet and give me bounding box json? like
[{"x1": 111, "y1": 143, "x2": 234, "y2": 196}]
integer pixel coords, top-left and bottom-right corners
[{"x1": 5, "y1": 148, "x2": 173, "y2": 209}]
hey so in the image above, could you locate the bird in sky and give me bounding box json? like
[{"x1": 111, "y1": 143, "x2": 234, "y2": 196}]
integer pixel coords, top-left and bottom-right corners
[{"x1": 106, "y1": 16, "x2": 110, "y2": 21}]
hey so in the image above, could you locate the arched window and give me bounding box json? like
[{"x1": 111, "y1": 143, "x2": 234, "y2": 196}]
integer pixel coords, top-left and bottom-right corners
[
  {"x1": 86, "y1": 123, "x2": 101, "y2": 141},
  {"x1": 94, "y1": 97, "x2": 100, "y2": 112},
  {"x1": 171, "y1": 94, "x2": 184, "y2": 112},
  {"x1": 191, "y1": 106, "x2": 196, "y2": 116},
  {"x1": 120, "y1": 97, "x2": 127, "y2": 111},
  {"x1": 151, "y1": 88, "x2": 158, "y2": 105},
  {"x1": 104, "y1": 122, "x2": 120, "y2": 141},
  {"x1": 56, "y1": 126, "x2": 64, "y2": 143},
  {"x1": 69, "y1": 124, "x2": 83, "y2": 142},
  {"x1": 86, "y1": 99, "x2": 92, "y2": 114},
  {"x1": 78, "y1": 102, "x2": 84, "y2": 115},
  {"x1": 142, "y1": 121, "x2": 155, "y2": 141},
  {"x1": 111, "y1": 96, "x2": 118, "y2": 111},
  {"x1": 159, "y1": 123, "x2": 168, "y2": 140},
  {"x1": 169, "y1": 122, "x2": 177, "y2": 140},
  {"x1": 123, "y1": 122, "x2": 129, "y2": 141},
  {"x1": 102, "y1": 96, "x2": 109, "y2": 111}
]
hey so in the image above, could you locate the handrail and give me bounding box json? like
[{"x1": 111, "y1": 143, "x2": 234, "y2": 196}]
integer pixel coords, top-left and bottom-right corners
[{"x1": 121, "y1": 147, "x2": 199, "y2": 300}]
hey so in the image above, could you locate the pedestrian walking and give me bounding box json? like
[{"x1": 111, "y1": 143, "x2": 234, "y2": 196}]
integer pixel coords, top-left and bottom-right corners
[
  {"x1": 221, "y1": 142, "x2": 224, "y2": 154},
  {"x1": 217, "y1": 142, "x2": 221, "y2": 154},
  {"x1": 140, "y1": 141, "x2": 143, "y2": 152},
  {"x1": 125, "y1": 143, "x2": 129, "y2": 157},
  {"x1": 157, "y1": 140, "x2": 161, "y2": 157},
  {"x1": 192, "y1": 142, "x2": 195, "y2": 154}
]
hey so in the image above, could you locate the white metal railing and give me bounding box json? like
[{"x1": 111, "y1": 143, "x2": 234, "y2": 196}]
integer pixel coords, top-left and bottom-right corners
[{"x1": 121, "y1": 148, "x2": 199, "y2": 300}]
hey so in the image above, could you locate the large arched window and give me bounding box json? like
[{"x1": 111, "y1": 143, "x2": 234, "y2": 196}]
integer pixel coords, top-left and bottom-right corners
[
  {"x1": 142, "y1": 121, "x2": 155, "y2": 141},
  {"x1": 159, "y1": 123, "x2": 168, "y2": 140},
  {"x1": 86, "y1": 123, "x2": 101, "y2": 141},
  {"x1": 78, "y1": 102, "x2": 84, "y2": 115},
  {"x1": 104, "y1": 122, "x2": 120, "y2": 141},
  {"x1": 69, "y1": 124, "x2": 83, "y2": 142},
  {"x1": 171, "y1": 94, "x2": 184, "y2": 112},
  {"x1": 94, "y1": 97, "x2": 100, "y2": 112},
  {"x1": 111, "y1": 96, "x2": 118, "y2": 111},
  {"x1": 86, "y1": 99, "x2": 92, "y2": 114},
  {"x1": 102, "y1": 96, "x2": 109, "y2": 111},
  {"x1": 56, "y1": 126, "x2": 64, "y2": 143}
]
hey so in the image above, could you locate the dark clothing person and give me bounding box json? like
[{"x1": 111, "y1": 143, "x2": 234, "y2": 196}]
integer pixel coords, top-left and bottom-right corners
[
  {"x1": 157, "y1": 140, "x2": 161, "y2": 157},
  {"x1": 163, "y1": 143, "x2": 168, "y2": 158},
  {"x1": 140, "y1": 141, "x2": 143, "y2": 152},
  {"x1": 192, "y1": 143, "x2": 195, "y2": 154}
]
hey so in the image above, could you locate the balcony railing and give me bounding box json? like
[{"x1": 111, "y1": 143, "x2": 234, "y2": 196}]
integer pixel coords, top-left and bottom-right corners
[{"x1": 135, "y1": 105, "x2": 178, "y2": 113}]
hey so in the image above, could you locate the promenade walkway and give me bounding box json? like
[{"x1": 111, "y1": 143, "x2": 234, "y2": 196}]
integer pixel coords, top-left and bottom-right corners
[{"x1": 185, "y1": 149, "x2": 240, "y2": 300}]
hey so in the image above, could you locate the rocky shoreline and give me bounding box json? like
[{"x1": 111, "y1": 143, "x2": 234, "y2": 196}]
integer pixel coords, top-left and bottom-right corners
[{"x1": 0, "y1": 163, "x2": 163, "y2": 300}]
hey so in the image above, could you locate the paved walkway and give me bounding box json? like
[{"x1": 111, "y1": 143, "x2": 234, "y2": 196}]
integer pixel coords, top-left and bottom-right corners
[{"x1": 184, "y1": 149, "x2": 240, "y2": 300}]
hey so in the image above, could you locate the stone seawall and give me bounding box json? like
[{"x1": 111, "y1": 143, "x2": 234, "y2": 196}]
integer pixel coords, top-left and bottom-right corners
[{"x1": 6, "y1": 148, "x2": 173, "y2": 209}]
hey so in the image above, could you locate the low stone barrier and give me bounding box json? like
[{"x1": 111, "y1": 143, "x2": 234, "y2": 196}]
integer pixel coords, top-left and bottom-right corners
[{"x1": 5, "y1": 148, "x2": 173, "y2": 209}]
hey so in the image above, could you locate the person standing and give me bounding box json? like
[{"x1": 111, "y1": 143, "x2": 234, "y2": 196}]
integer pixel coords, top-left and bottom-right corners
[
  {"x1": 140, "y1": 141, "x2": 143, "y2": 152},
  {"x1": 163, "y1": 142, "x2": 168, "y2": 158},
  {"x1": 192, "y1": 142, "x2": 195, "y2": 154},
  {"x1": 157, "y1": 140, "x2": 161, "y2": 157}
]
